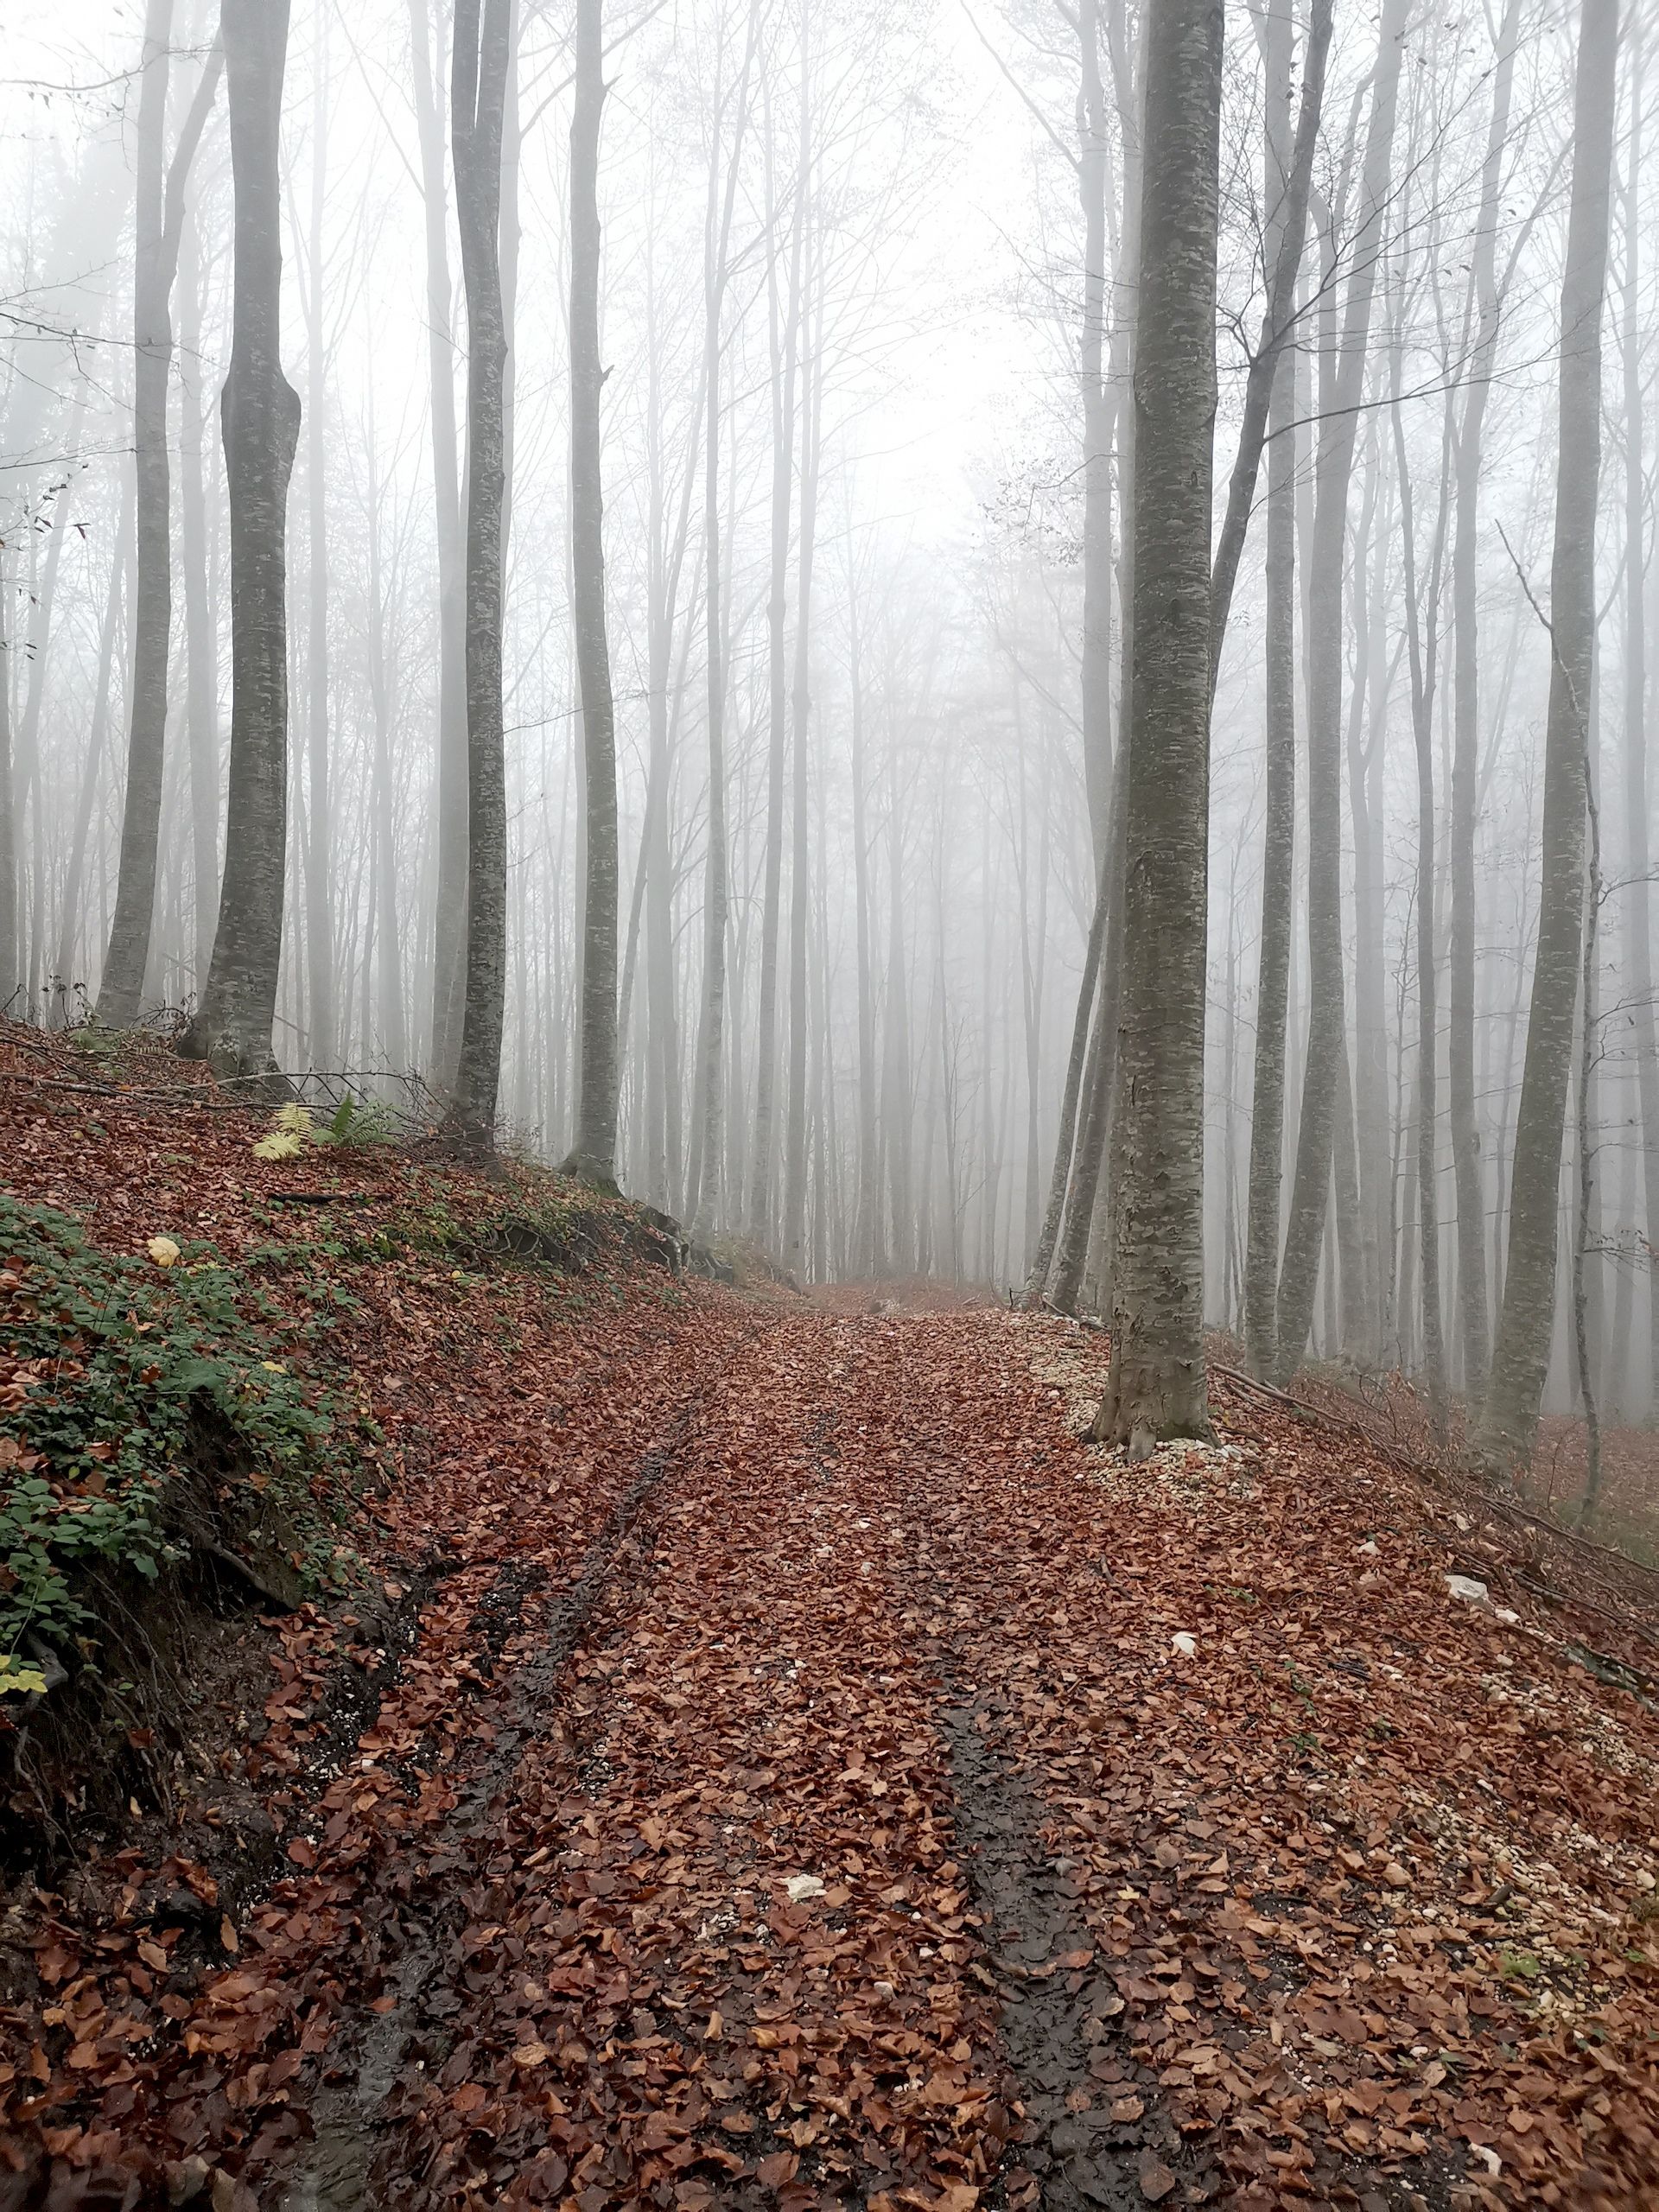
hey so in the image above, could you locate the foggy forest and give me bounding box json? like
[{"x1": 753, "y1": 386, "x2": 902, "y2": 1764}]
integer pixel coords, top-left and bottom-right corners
[{"x1": 3, "y1": 0, "x2": 1659, "y2": 2205}]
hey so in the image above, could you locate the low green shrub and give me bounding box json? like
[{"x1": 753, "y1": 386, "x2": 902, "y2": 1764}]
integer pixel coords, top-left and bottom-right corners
[{"x1": 0, "y1": 1195, "x2": 361, "y2": 1681}]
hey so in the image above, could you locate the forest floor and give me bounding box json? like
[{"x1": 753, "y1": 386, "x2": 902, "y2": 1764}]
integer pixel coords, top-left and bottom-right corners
[{"x1": 2, "y1": 1029, "x2": 1658, "y2": 2212}]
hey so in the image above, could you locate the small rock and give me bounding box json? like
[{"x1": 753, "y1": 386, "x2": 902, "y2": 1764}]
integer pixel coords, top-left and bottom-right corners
[
  {"x1": 1171, "y1": 1632, "x2": 1198, "y2": 1658},
  {"x1": 1137, "y1": 2148, "x2": 1178, "y2": 2202},
  {"x1": 1494, "y1": 1605, "x2": 1519, "y2": 1624},
  {"x1": 166, "y1": 2164, "x2": 211, "y2": 2209},
  {"x1": 1357, "y1": 1539, "x2": 1380, "y2": 1558},
  {"x1": 1383, "y1": 1861, "x2": 1412, "y2": 1890},
  {"x1": 1446, "y1": 1573, "x2": 1490, "y2": 1605},
  {"x1": 785, "y1": 1873, "x2": 825, "y2": 1903}
]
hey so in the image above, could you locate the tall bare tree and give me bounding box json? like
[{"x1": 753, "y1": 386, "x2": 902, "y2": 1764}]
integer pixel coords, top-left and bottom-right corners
[
  {"x1": 185, "y1": 0, "x2": 301, "y2": 1081},
  {"x1": 1094, "y1": 0, "x2": 1223, "y2": 1453},
  {"x1": 99, "y1": 7, "x2": 221, "y2": 1027},
  {"x1": 565, "y1": 0, "x2": 621, "y2": 1187},
  {"x1": 442, "y1": 0, "x2": 514, "y2": 1154},
  {"x1": 1447, "y1": 0, "x2": 1522, "y2": 1402},
  {"x1": 1478, "y1": 0, "x2": 1618, "y2": 1469},
  {"x1": 1274, "y1": 0, "x2": 1408, "y2": 1379}
]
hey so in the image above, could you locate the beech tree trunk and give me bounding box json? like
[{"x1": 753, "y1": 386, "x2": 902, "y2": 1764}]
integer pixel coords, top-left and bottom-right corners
[
  {"x1": 564, "y1": 0, "x2": 620, "y2": 1187},
  {"x1": 1274, "y1": 0, "x2": 1408, "y2": 1380},
  {"x1": 300, "y1": 6, "x2": 334, "y2": 1069},
  {"x1": 1478, "y1": 0, "x2": 1618, "y2": 1469},
  {"x1": 1448, "y1": 0, "x2": 1521, "y2": 1404},
  {"x1": 1244, "y1": 441, "x2": 1298, "y2": 1368},
  {"x1": 101, "y1": 11, "x2": 220, "y2": 1027},
  {"x1": 442, "y1": 0, "x2": 513, "y2": 1154},
  {"x1": 1077, "y1": 0, "x2": 1114, "y2": 863},
  {"x1": 411, "y1": 0, "x2": 469, "y2": 1094},
  {"x1": 784, "y1": 207, "x2": 819, "y2": 1276},
  {"x1": 178, "y1": 208, "x2": 219, "y2": 988},
  {"x1": 1093, "y1": 0, "x2": 1222, "y2": 1454},
  {"x1": 1619, "y1": 29, "x2": 1659, "y2": 1419},
  {"x1": 186, "y1": 0, "x2": 301, "y2": 1083},
  {"x1": 688, "y1": 10, "x2": 757, "y2": 1232},
  {"x1": 748, "y1": 79, "x2": 804, "y2": 1240}
]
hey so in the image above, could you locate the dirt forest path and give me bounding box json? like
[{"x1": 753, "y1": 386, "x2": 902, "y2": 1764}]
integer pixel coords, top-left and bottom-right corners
[
  {"x1": 255, "y1": 1299, "x2": 1658, "y2": 2212},
  {"x1": 12, "y1": 1289, "x2": 1659, "y2": 2212},
  {"x1": 279, "y1": 1305, "x2": 1170, "y2": 2212}
]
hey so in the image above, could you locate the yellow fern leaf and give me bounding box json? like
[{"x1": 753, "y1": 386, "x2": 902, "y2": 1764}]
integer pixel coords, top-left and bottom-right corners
[
  {"x1": 251, "y1": 1103, "x2": 313, "y2": 1161},
  {"x1": 252, "y1": 1129, "x2": 306, "y2": 1161}
]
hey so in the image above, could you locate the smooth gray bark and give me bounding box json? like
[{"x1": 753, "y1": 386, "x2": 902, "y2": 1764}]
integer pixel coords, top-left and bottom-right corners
[
  {"x1": 301, "y1": 7, "x2": 334, "y2": 1070},
  {"x1": 442, "y1": 0, "x2": 513, "y2": 1154},
  {"x1": 783, "y1": 215, "x2": 819, "y2": 1277},
  {"x1": 411, "y1": 0, "x2": 469, "y2": 1094},
  {"x1": 748, "y1": 74, "x2": 804, "y2": 1240},
  {"x1": 563, "y1": 0, "x2": 620, "y2": 1187},
  {"x1": 1208, "y1": 0, "x2": 1331, "y2": 677},
  {"x1": 100, "y1": 16, "x2": 221, "y2": 1026},
  {"x1": 178, "y1": 208, "x2": 220, "y2": 987},
  {"x1": 185, "y1": 0, "x2": 301, "y2": 1083},
  {"x1": 1243, "y1": 262, "x2": 1296, "y2": 1369},
  {"x1": 1478, "y1": 0, "x2": 1618, "y2": 1469},
  {"x1": 1094, "y1": 0, "x2": 1222, "y2": 1452},
  {"x1": 1618, "y1": 29, "x2": 1659, "y2": 1419},
  {"x1": 1274, "y1": 0, "x2": 1408, "y2": 1380},
  {"x1": 1448, "y1": 0, "x2": 1521, "y2": 1405}
]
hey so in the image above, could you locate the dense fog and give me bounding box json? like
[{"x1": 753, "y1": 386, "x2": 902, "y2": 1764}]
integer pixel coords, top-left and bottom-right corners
[{"x1": 1, "y1": 0, "x2": 1649, "y2": 1459}]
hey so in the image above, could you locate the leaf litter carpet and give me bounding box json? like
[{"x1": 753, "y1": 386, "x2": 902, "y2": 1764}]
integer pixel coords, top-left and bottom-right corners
[{"x1": 6, "y1": 1292, "x2": 1659, "y2": 2211}]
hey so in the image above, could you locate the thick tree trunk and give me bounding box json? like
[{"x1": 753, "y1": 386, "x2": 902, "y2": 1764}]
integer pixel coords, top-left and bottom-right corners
[
  {"x1": 1478, "y1": 0, "x2": 1618, "y2": 1469},
  {"x1": 186, "y1": 0, "x2": 301, "y2": 1083},
  {"x1": 563, "y1": 0, "x2": 620, "y2": 1187},
  {"x1": 442, "y1": 0, "x2": 513, "y2": 1154},
  {"x1": 1093, "y1": 0, "x2": 1222, "y2": 1453}
]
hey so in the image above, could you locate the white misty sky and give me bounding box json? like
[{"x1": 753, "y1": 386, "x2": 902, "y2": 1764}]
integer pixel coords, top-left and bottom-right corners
[{"x1": 2, "y1": 0, "x2": 1053, "y2": 556}]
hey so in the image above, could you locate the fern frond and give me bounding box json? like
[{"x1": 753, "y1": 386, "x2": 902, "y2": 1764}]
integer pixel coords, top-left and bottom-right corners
[{"x1": 252, "y1": 1129, "x2": 307, "y2": 1161}]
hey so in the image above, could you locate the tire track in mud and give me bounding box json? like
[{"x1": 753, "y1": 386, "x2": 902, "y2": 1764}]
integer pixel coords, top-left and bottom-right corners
[
  {"x1": 278, "y1": 1333, "x2": 762, "y2": 2211},
  {"x1": 837, "y1": 1316, "x2": 1211, "y2": 2211},
  {"x1": 935, "y1": 1697, "x2": 1195, "y2": 2210},
  {"x1": 283, "y1": 1307, "x2": 1212, "y2": 2210}
]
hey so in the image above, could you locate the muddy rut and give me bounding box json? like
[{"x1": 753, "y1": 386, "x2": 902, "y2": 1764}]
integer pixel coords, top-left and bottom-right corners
[{"x1": 251, "y1": 1311, "x2": 1219, "y2": 2212}]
